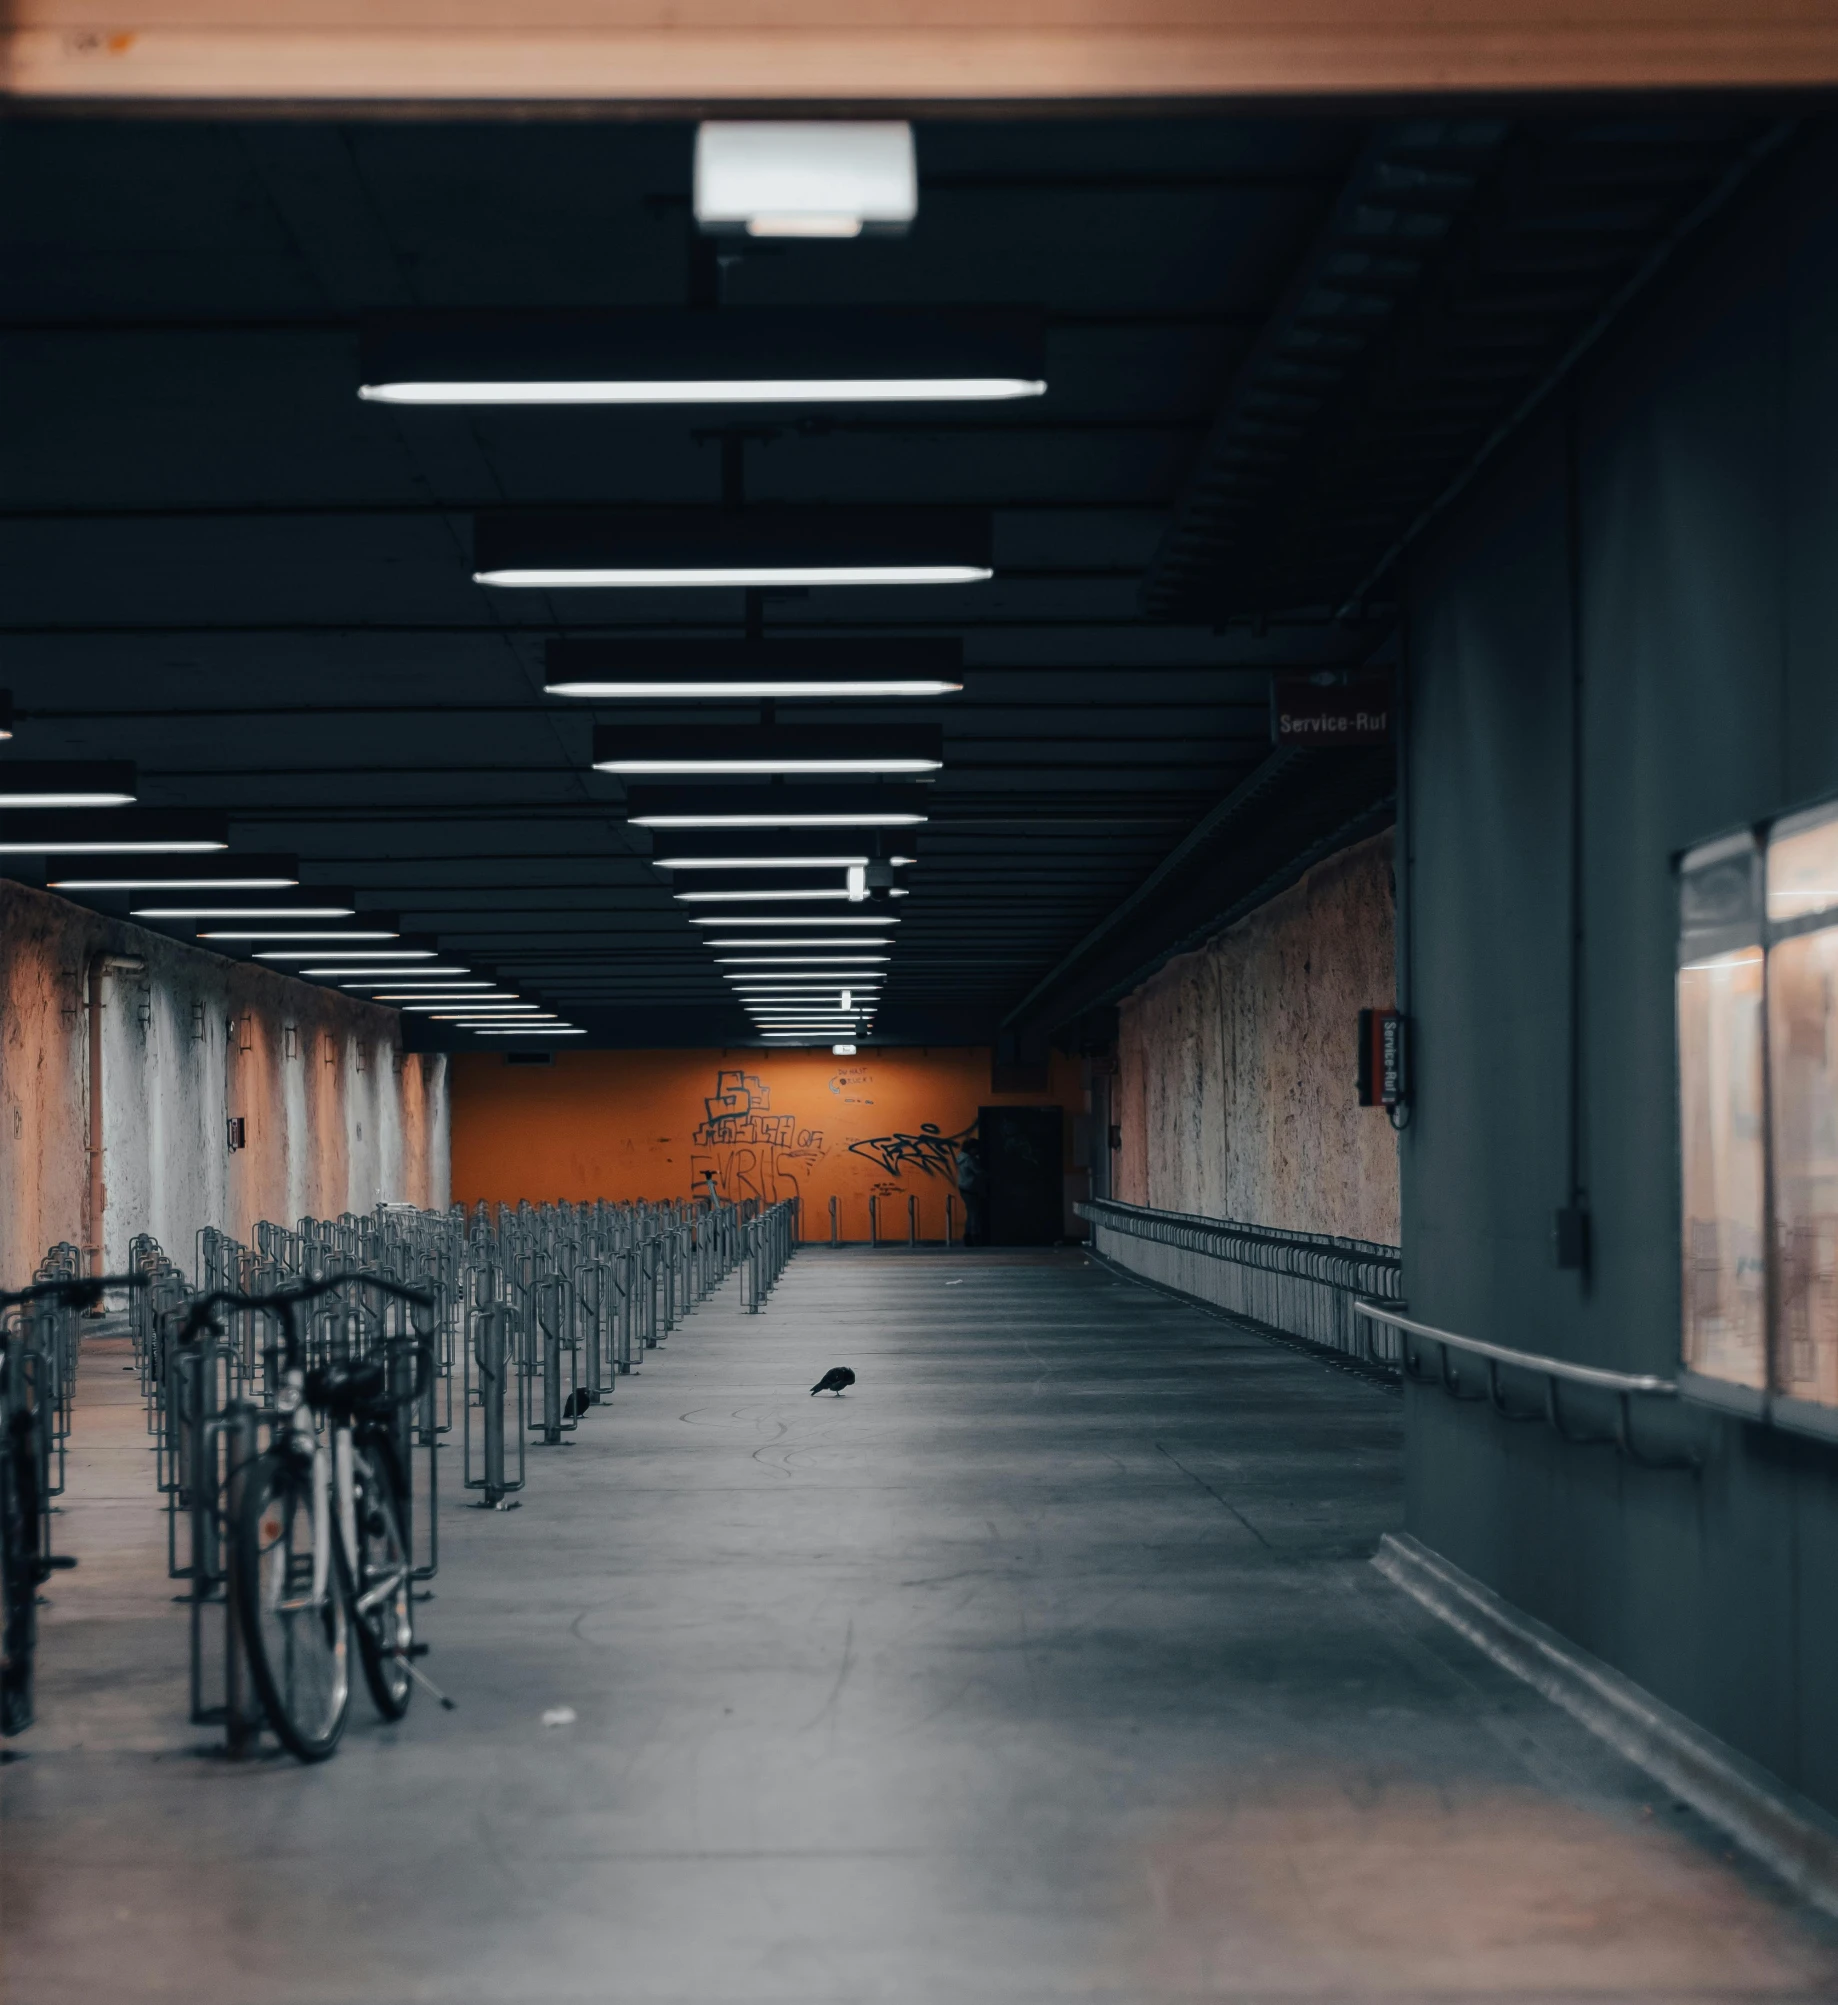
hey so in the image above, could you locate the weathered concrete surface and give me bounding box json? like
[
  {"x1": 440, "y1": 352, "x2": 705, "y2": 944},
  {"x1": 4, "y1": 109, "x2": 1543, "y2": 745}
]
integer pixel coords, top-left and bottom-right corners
[
  {"x1": 0, "y1": 879, "x2": 447, "y2": 1279},
  {"x1": 1116, "y1": 832, "x2": 1399, "y2": 1242},
  {"x1": 5, "y1": 1253, "x2": 1836, "y2": 2004}
]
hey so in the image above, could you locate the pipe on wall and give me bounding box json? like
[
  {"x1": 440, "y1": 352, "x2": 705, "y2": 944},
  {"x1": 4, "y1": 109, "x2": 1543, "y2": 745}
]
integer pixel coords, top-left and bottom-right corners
[{"x1": 83, "y1": 953, "x2": 144, "y2": 1276}]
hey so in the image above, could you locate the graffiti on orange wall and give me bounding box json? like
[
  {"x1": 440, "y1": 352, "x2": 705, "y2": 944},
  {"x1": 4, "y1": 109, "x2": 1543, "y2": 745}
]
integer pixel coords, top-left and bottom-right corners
[
  {"x1": 448, "y1": 1045, "x2": 1089, "y2": 1239},
  {"x1": 690, "y1": 1069, "x2": 825, "y2": 1208},
  {"x1": 847, "y1": 1121, "x2": 970, "y2": 1181}
]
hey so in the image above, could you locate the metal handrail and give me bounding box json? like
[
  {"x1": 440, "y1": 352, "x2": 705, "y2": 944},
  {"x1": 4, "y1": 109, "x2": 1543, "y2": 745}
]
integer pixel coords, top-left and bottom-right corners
[
  {"x1": 1353, "y1": 1300, "x2": 1697, "y2": 1473},
  {"x1": 1353, "y1": 1302, "x2": 1679, "y2": 1397}
]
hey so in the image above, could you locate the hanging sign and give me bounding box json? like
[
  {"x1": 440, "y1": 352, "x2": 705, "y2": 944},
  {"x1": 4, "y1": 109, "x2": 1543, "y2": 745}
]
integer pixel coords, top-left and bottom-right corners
[{"x1": 1271, "y1": 672, "x2": 1392, "y2": 746}]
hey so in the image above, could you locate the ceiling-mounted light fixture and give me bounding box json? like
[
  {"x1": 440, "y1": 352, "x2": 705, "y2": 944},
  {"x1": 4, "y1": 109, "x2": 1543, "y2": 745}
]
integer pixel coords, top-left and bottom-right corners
[
  {"x1": 0, "y1": 761, "x2": 137, "y2": 809},
  {"x1": 131, "y1": 906, "x2": 355, "y2": 921},
  {"x1": 677, "y1": 887, "x2": 908, "y2": 904},
  {"x1": 475, "y1": 1026, "x2": 587, "y2": 1036},
  {"x1": 48, "y1": 849, "x2": 298, "y2": 890},
  {"x1": 309, "y1": 963, "x2": 466, "y2": 976},
  {"x1": 691, "y1": 913, "x2": 900, "y2": 927},
  {"x1": 204, "y1": 929, "x2": 397, "y2": 943},
  {"x1": 547, "y1": 638, "x2": 964, "y2": 699},
  {"x1": 0, "y1": 810, "x2": 227, "y2": 856},
  {"x1": 477, "y1": 511, "x2": 990, "y2": 591},
  {"x1": 361, "y1": 309, "x2": 1042, "y2": 406},
  {"x1": 695, "y1": 122, "x2": 917, "y2": 239},
  {"x1": 596, "y1": 725, "x2": 942, "y2": 777},
  {"x1": 626, "y1": 785, "x2": 930, "y2": 830},
  {"x1": 703, "y1": 937, "x2": 894, "y2": 949}
]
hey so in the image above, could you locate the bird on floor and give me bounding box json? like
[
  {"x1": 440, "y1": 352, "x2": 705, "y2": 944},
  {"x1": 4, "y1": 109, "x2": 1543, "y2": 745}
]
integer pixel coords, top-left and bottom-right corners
[
  {"x1": 810, "y1": 1367, "x2": 856, "y2": 1397},
  {"x1": 562, "y1": 1388, "x2": 593, "y2": 1420}
]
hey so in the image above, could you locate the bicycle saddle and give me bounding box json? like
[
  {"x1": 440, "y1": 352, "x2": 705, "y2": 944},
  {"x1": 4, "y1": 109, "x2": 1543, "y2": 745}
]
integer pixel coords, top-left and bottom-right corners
[{"x1": 304, "y1": 1357, "x2": 388, "y2": 1419}]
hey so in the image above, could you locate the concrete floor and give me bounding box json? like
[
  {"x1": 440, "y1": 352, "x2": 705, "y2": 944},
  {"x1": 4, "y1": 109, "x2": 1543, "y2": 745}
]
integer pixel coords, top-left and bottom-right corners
[{"x1": 4, "y1": 1250, "x2": 1836, "y2": 2005}]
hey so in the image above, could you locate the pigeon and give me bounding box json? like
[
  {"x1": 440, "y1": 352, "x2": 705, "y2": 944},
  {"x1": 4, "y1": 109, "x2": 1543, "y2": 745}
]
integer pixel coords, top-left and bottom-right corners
[
  {"x1": 810, "y1": 1367, "x2": 856, "y2": 1398},
  {"x1": 562, "y1": 1388, "x2": 593, "y2": 1419}
]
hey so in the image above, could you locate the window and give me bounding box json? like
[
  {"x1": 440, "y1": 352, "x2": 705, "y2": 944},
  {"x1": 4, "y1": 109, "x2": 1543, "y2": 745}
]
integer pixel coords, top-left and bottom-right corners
[{"x1": 1679, "y1": 800, "x2": 1838, "y2": 1433}]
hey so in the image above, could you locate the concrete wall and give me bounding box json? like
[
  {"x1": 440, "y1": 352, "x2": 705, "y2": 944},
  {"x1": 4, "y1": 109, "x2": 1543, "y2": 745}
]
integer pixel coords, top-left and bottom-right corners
[
  {"x1": 0, "y1": 880, "x2": 449, "y2": 1282},
  {"x1": 1402, "y1": 125, "x2": 1838, "y2": 1817},
  {"x1": 1113, "y1": 831, "x2": 1399, "y2": 1242}
]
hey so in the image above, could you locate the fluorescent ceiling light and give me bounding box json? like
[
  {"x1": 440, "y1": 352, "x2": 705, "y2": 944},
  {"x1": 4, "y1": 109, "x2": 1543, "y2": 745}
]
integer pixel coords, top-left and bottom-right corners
[
  {"x1": 370, "y1": 990, "x2": 511, "y2": 1000},
  {"x1": 478, "y1": 510, "x2": 989, "y2": 594},
  {"x1": 57, "y1": 877, "x2": 295, "y2": 892},
  {"x1": 476, "y1": 1027, "x2": 586, "y2": 1036},
  {"x1": 485, "y1": 567, "x2": 986, "y2": 590},
  {"x1": 256, "y1": 947, "x2": 423, "y2": 961},
  {"x1": 0, "y1": 809, "x2": 227, "y2": 855},
  {"x1": 309, "y1": 963, "x2": 463, "y2": 975},
  {"x1": 694, "y1": 122, "x2": 917, "y2": 238},
  {"x1": 371, "y1": 378, "x2": 1036, "y2": 408},
  {"x1": 662, "y1": 855, "x2": 868, "y2": 872},
  {"x1": 692, "y1": 915, "x2": 898, "y2": 926},
  {"x1": 641, "y1": 812, "x2": 925, "y2": 829},
  {"x1": 678, "y1": 888, "x2": 852, "y2": 904},
  {"x1": 547, "y1": 638, "x2": 964, "y2": 698},
  {"x1": 0, "y1": 761, "x2": 137, "y2": 809},
  {"x1": 131, "y1": 906, "x2": 354, "y2": 920},
  {"x1": 362, "y1": 310, "x2": 1039, "y2": 407},
  {"x1": 703, "y1": 937, "x2": 893, "y2": 948},
  {"x1": 206, "y1": 930, "x2": 396, "y2": 942},
  {"x1": 717, "y1": 956, "x2": 891, "y2": 965}
]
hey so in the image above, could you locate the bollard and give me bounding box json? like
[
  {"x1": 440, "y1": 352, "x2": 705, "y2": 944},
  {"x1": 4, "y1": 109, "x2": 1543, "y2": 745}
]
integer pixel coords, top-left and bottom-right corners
[
  {"x1": 829, "y1": 1195, "x2": 840, "y2": 1247},
  {"x1": 908, "y1": 1193, "x2": 918, "y2": 1246},
  {"x1": 222, "y1": 1399, "x2": 259, "y2": 1758},
  {"x1": 870, "y1": 1195, "x2": 880, "y2": 1249},
  {"x1": 946, "y1": 1195, "x2": 956, "y2": 1247}
]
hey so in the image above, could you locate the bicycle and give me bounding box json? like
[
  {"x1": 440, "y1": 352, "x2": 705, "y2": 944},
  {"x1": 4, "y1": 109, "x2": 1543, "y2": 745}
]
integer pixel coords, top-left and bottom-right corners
[
  {"x1": 1, "y1": 1274, "x2": 147, "y2": 1737},
  {"x1": 175, "y1": 1272, "x2": 446, "y2": 1762}
]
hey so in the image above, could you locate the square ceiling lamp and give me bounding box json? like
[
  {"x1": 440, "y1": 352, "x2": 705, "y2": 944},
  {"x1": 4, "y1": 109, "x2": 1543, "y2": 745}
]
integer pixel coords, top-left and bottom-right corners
[
  {"x1": 546, "y1": 638, "x2": 963, "y2": 700},
  {"x1": 695, "y1": 123, "x2": 916, "y2": 239},
  {"x1": 595, "y1": 725, "x2": 942, "y2": 778},
  {"x1": 359, "y1": 308, "x2": 1042, "y2": 405},
  {"x1": 475, "y1": 511, "x2": 990, "y2": 591}
]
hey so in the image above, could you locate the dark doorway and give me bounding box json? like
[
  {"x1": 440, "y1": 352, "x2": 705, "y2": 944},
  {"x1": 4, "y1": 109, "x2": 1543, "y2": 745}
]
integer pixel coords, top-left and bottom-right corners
[{"x1": 978, "y1": 1106, "x2": 1064, "y2": 1245}]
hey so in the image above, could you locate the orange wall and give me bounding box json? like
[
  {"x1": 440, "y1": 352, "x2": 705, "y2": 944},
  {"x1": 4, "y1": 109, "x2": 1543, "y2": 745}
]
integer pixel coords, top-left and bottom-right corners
[{"x1": 450, "y1": 1046, "x2": 1088, "y2": 1241}]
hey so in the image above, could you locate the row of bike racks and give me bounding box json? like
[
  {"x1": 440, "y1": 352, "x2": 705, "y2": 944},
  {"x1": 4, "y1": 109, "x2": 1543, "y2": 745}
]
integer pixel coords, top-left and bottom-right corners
[
  {"x1": 0, "y1": 1242, "x2": 90, "y2": 1592},
  {"x1": 119, "y1": 1191, "x2": 798, "y2": 1743}
]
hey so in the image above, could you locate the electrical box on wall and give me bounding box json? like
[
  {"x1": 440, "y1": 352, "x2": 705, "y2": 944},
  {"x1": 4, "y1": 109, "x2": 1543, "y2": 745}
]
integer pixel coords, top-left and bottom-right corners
[
  {"x1": 226, "y1": 1116, "x2": 245, "y2": 1152},
  {"x1": 1357, "y1": 1009, "x2": 1408, "y2": 1108}
]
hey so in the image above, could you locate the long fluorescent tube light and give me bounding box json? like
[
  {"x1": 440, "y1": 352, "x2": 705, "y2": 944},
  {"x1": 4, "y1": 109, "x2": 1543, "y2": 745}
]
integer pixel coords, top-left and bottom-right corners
[
  {"x1": 362, "y1": 310, "x2": 1040, "y2": 407},
  {"x1": 678, "y1": 889, "x2": 851, "y2": 904},
  {"x1": 547, "y1": 637, "x2": 964, "y2": 699},
  {"x1": 718, "y1": 956, "x2": 891, "y2": 966},
  {"x1": 206, "y1": 930, "x2": 396, "y2": 942},
  {"x1": 662, "y1": 855, "x2": 868, "y2": 872},
  {"x1": 703, "y1": 938, "x2": 893, "y2": 948},
  {"x1": 256, "y1": 947, "x2": 424, "y2": 961},
  {"x1": 598, "y1": 726, "x2": 942, "y2": 778},
  {"x1": 476, "y1": 1027, "x2": 587, "y2": 1036},
  {"x1": 641, "y1": 811, "x2": 925, "y2": 828},
  {"x1": 691, "y1": 915, "x2": 899, "y2": 926},
  {"x1": 0, "y1": 810, "x2": 227, "y2": 856},
  {"x1": 58, "y1": 877, "x2": 296, "y2": 892},
  {"x1": 695, "y1": 123, "x2": 917, "y2": 238},
  {"x1": 132, "y1": 906, "x2": 354, "y2": 920},
  {"x1": 373, "y1": 378, "x2": 1036, "y2": 407},
  {"x1": 0, "y1": 761, "x2": 137, "y2": 808},
  {"x1": 478, "y1": 512, "x2": 989, "y2": 594},
  {"x1": 310, "y1": 963, "x2": 464, "y2": 975}
]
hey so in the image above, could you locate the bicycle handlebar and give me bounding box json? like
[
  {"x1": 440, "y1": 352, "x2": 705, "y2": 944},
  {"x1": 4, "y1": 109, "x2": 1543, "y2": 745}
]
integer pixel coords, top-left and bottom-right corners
[{"x1": 0, "y1": 1273, "x2": 148, "y2": 1315}]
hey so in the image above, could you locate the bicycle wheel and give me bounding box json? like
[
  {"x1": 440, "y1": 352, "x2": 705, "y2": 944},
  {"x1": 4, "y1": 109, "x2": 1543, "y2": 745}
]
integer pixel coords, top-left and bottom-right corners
[
  {"x1": 234, "y1": 1448, "x2": 350, "y2": 1762},
  {"x1": 350, "y1": 1441, "x2": 414, "y2": 1720},
  {"x1": 0, "y1": 1409, "x2": 38, "y2": 1737}
]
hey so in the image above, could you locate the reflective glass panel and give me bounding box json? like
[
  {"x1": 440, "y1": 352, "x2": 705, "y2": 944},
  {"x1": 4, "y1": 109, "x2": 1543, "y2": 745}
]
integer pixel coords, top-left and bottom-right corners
[
  {"x1": 1769, "y1": 924, "x2": 1838, "y2": 1406},
  {"x1": 1767, "y1": 803, "x2": 1838, "y2": 923},
  {"x1": 1678, "y1": 947, "x2": 1767, "y2": 1388}
]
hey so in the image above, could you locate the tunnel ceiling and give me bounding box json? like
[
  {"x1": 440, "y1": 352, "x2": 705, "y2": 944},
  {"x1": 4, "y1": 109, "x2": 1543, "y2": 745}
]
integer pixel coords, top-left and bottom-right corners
[{"x1": 0, "y1": 107, "x2": 1801, "y2": 1050}]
